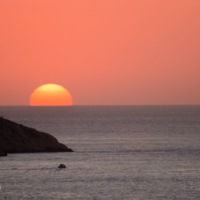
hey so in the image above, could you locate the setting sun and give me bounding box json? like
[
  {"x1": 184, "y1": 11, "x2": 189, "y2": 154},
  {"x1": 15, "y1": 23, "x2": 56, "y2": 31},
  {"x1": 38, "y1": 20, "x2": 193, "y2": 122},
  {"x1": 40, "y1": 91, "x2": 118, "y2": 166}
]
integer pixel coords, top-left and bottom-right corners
[{"x1": 30, "y1": 84, "x2": 72, "y2": 106}]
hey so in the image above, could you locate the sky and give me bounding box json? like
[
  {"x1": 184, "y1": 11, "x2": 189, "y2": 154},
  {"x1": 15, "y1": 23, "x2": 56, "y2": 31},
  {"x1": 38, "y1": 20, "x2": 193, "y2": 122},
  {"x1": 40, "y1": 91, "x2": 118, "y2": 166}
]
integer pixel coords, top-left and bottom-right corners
[{"x1": 0, "y1": 0, "x2": 200, "y2": 105}]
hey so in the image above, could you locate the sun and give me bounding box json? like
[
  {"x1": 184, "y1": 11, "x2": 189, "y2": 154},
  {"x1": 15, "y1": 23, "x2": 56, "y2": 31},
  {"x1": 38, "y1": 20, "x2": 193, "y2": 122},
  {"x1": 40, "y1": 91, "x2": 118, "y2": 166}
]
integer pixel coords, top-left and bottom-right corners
[{"x1": 30, "y1": 84, "x2": 72, "y2": 106}]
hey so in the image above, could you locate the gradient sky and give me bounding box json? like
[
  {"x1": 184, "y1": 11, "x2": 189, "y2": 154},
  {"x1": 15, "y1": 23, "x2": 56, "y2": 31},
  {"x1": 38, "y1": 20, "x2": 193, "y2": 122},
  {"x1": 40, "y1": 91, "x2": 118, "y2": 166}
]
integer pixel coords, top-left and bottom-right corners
[{"x1": 0, "y1": 0, "x2": 200, "y2": 105}]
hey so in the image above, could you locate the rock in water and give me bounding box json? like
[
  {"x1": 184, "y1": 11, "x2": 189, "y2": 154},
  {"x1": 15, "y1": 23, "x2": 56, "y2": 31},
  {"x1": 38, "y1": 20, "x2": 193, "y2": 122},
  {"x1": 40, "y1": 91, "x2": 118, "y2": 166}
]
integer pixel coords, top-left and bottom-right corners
[
  {"x1": 58, "y1": 164, "x2": 66, "y2": 168},
  {"x1": 0, "y1": 117, "x2": 73, "y2": 156}
]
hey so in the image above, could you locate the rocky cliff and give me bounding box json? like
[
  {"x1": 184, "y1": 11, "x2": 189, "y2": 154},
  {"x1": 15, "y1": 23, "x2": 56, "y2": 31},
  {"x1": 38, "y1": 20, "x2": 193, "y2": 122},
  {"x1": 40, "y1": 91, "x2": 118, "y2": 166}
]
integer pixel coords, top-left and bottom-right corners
[{"x1": 0, "y1": 117, "x2": 73, "y2": 156}]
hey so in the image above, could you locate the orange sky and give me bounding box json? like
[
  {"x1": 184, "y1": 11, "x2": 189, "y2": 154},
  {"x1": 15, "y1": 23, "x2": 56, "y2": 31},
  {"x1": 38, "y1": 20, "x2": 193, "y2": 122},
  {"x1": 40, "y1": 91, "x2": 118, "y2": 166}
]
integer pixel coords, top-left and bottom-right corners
[{"x1": 0, "y1": 0, "x2": 200, "y2": 105}]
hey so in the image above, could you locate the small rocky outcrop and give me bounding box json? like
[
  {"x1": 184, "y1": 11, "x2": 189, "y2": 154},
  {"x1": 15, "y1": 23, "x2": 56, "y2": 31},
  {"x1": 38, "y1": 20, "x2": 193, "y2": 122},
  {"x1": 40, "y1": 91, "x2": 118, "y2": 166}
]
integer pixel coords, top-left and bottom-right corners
[
  {"x1": 58, "y1": 164, "x2": 66, "y2": 168},
  {"x1": 0, "y1": 117, "x2": 73, "y2": 156}
]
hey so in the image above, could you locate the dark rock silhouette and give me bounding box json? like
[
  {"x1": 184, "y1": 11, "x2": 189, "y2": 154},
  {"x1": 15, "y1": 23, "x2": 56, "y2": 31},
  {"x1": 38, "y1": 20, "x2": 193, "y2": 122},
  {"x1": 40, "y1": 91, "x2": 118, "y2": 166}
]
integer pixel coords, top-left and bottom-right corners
[
  {"x1": 58, "y1": 164, "x2": 66, "y2": 168},
  {"x1": 0, "y1": 117, "x2": 73, "y2": 156},
  {"x1": 0, "y1": 150, "x2": 7, "y2": 156}
]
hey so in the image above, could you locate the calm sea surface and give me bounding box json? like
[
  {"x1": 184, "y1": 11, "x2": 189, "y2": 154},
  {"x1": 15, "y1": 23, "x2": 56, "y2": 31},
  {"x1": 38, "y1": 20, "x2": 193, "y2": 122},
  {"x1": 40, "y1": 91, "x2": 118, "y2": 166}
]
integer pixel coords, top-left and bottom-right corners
[{"x1": 0, "y1": 106, "x2": 200, "y2": 200}]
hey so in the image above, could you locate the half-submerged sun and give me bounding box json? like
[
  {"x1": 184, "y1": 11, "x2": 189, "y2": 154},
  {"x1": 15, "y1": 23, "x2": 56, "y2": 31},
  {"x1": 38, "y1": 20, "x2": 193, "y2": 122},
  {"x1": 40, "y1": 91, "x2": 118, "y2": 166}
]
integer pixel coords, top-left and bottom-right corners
[{"x1": 30, "y1": 84, "x2": 73, "y2": 106}]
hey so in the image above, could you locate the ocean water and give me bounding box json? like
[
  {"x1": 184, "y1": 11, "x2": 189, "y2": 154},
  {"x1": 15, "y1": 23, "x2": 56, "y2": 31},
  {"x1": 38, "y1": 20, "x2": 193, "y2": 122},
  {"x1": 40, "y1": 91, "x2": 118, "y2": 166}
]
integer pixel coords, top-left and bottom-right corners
[{"x1": 0, "y1": 106, "x2": 200, "y2": 200}]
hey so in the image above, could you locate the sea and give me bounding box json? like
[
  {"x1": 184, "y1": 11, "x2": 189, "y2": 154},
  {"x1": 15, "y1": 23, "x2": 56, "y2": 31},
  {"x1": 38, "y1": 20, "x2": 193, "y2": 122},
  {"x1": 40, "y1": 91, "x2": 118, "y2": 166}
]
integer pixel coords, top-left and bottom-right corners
[{"x1": 0, "y1": 106, "x2": 200, "y2": 200}]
